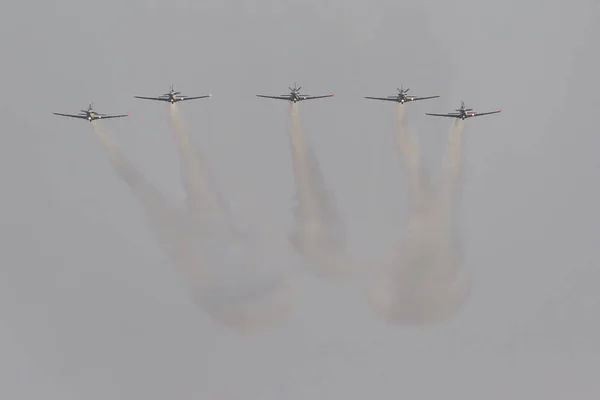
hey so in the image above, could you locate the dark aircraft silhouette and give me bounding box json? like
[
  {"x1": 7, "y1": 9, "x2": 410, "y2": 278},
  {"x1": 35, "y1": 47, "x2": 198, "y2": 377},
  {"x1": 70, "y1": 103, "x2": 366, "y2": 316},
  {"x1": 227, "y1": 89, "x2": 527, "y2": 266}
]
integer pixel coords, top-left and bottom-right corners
[
  {"x1": 365, "y1": 85, "x2": 441, "y2": 104},
  {"x1": 53, "y1": 103, "x2": 128, "y2": 122},
  {"x1": 426, "y1": 101, "x2": 502, "y2": 120},
  {"x1": 134, "y1": 85, "x2": 212, "y2": 104},
  {"x1": 256, "y1": 83, "x2": 334, "y2": 103}
]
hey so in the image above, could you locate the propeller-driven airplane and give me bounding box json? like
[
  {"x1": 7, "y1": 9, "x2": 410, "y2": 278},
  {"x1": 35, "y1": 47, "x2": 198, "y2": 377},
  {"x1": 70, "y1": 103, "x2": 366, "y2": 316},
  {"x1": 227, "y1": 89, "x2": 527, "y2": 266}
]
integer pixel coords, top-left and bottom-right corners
[
  {"x1": 256, "y1": 83, "x2": 335, "y2": 103},
  {"x1": 52, "y1": 103, "x2": 128, "y2": 122},
  {"x1": 425, "y1": 101, "x2": 502, "y2": 120},
  {"x1": 365, "y1": 85, "x2": 441, "y2": 104},
  {"x1": 133, "y1": 85, "x2": 212, "y2": 104}
]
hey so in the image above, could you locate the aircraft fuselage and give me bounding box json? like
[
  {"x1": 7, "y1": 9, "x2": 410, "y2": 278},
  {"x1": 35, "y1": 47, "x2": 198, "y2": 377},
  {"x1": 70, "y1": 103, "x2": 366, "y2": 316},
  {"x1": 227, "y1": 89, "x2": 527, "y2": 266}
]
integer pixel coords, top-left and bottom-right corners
[{"x1": 459, "y1": 111, "x2": 475, "y2": 119}]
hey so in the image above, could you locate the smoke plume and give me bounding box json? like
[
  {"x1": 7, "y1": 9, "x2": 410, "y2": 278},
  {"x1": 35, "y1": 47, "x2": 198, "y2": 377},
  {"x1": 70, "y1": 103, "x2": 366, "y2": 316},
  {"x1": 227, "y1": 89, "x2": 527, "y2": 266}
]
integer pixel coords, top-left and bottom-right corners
[
  {"x1": 368, "y1": 106, "x2": 469, "y2": 325},
  {"x1": 287, "y1": 103, "x2": 354, "y2": 278},
  {"x1": 91, "y1": 116, "x2": 297, "y2": 333}
]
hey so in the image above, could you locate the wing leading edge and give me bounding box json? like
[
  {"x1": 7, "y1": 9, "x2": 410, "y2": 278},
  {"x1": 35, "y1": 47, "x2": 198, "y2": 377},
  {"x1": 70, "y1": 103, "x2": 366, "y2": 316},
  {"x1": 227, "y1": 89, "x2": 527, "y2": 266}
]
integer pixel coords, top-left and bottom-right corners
[
  {"x1": 52, "y1": 112, "x2": 88, "y2": 119},
  {"x1": 256, "y1": 95, "x2": 292, "y2": 100},
  {"x1": 133, "y1": 96, "x2": 169, "y2": 102},
  {"x1": 411, "y1": 95, "x2": 441, "y2": 101},
  {"x1": 364, "y1": 96, "x2": 400, "y2": 102},
  {"x1": 302, "y1": 94, "x2": 335, "y2": 100},
  {"x1": 471, "y1": 110, "x2": 502, "y2": 117},
  {"x1": 96, "y1": 114, "x2": 129, "y2": 119},
  {"x1": 424, "y1": 113, "x2": 463, "y2": 118},
  {"x1": 176, "y1": 95, "x2": 212, "y2": 102}
]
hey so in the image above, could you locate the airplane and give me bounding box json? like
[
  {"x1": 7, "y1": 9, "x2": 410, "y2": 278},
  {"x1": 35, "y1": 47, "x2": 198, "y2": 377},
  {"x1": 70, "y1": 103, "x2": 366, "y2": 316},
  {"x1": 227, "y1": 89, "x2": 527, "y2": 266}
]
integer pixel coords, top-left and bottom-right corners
[
  {"x1": 365, "y1": 85, "x2": 441, "y2": 104},
  {"x1": 256, "y1": 83, "x2": 334, "y2": 103},
  {"x1": 53, "y1": 103, "x2": 128, "y2": 122},
  {"x1": 133, "y1": 85, "x2": 212, "y2": 104},
  {"x1": 425, "y1": 101, "x2": 502, "y2": 120}
]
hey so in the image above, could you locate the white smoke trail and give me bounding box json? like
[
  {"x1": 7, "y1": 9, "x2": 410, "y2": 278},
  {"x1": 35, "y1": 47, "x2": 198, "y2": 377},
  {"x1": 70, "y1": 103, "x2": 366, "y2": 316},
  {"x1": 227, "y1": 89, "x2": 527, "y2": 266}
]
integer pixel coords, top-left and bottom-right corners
[
  {"x1": 439, "y1": 120, "x2": 465, "y2": 219},
  {"x1": 368, "y1": 113, "x2": 469, "y2": 325},
  {"x1": 287, "y1": 103, "x2": 354, "y2": 278},
  {"x1": 91, "y1": 122, "x2": 209, "y2": 279},
  {"x1": 393, "y1": 104, "x2": 433, "y2": 213},
  {"x1": 91, "y1": 121, "x2": 297, "y2": 333},
  {"x1": 167, "y1": 105, "x2": 236, "y2": 239}
]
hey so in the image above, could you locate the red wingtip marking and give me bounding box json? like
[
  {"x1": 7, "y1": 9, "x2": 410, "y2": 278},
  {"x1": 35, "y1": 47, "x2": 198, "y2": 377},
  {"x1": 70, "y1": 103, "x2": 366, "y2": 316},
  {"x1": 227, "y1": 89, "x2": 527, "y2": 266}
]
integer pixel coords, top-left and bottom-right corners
[{"x1": 332, "y1": 93, "x2": 335, "y2": 96}]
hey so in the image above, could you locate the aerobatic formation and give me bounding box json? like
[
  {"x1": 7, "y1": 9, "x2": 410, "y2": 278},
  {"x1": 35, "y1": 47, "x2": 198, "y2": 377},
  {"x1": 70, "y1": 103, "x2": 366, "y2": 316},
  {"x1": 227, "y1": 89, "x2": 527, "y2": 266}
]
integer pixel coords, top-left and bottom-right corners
[
  {"x1": 52, "y1": 83, "x2": 502, "y2": 122},
  {"x1": 51, "y1": 83, "x2": 502, "y2": 331}
]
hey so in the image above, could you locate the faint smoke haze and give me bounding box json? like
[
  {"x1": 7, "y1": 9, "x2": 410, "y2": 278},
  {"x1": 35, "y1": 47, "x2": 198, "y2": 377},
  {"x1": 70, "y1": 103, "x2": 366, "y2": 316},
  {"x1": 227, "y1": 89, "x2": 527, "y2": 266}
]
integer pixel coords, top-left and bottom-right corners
[
  {"x1": 91, "y1": 114, "x2": 298, "y2": 333},
  {"x1": 368, "y1": 105, "x2": 469, "y2": 324},
  {"x1": 286, "y1": 103, "x2": 354, "y2": 278}
]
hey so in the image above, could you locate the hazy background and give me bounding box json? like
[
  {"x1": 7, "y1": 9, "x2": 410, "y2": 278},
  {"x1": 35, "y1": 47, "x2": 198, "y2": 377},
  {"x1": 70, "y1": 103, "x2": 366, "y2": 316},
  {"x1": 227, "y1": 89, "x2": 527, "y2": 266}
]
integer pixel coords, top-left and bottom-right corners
[{"x1": 1, "y1": 0, "x2": 599, "y2": 398}]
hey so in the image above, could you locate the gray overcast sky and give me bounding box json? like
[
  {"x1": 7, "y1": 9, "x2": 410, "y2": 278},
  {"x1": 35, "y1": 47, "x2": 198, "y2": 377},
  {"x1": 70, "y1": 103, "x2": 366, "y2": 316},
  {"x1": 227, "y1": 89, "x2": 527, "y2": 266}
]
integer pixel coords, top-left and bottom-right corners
[{"x1": 1, "y1": 0, "x2": 600, "y2": 399}]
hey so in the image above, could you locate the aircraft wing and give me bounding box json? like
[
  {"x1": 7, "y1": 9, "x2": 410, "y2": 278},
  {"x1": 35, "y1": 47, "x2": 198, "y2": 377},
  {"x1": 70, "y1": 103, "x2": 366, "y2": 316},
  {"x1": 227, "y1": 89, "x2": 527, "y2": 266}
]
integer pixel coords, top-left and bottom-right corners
[
  {"x1": 425, "y1": 112, "x2": 462, "y2": 118},
  {"x1": 364, "y1": 96, "x2": 399, "y2": 102},
  {"x1": 471, "y1": 109, "x2": 502, "y2": 117},
  {"x1": 256, "y1": 94, "x2": 292, "y2": 101},
  {"x1": 175, "y1": 95, "x2": 212, "y2": 102},
  {"x1": 52, "y1": 112, "x2": 88, "y2": 119},
  {"x1": 96, "y1": 114, "x2": 129, "y2": 119},
  {"x1": 133, "y1": 96, "x2": 170, "y2": 102},
  {"x1": 301, "y1": 94, "x2": 335, "y2": 100},
  {"x1": 409, "y1": 95, "x2": 441, "y2": 101}
]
